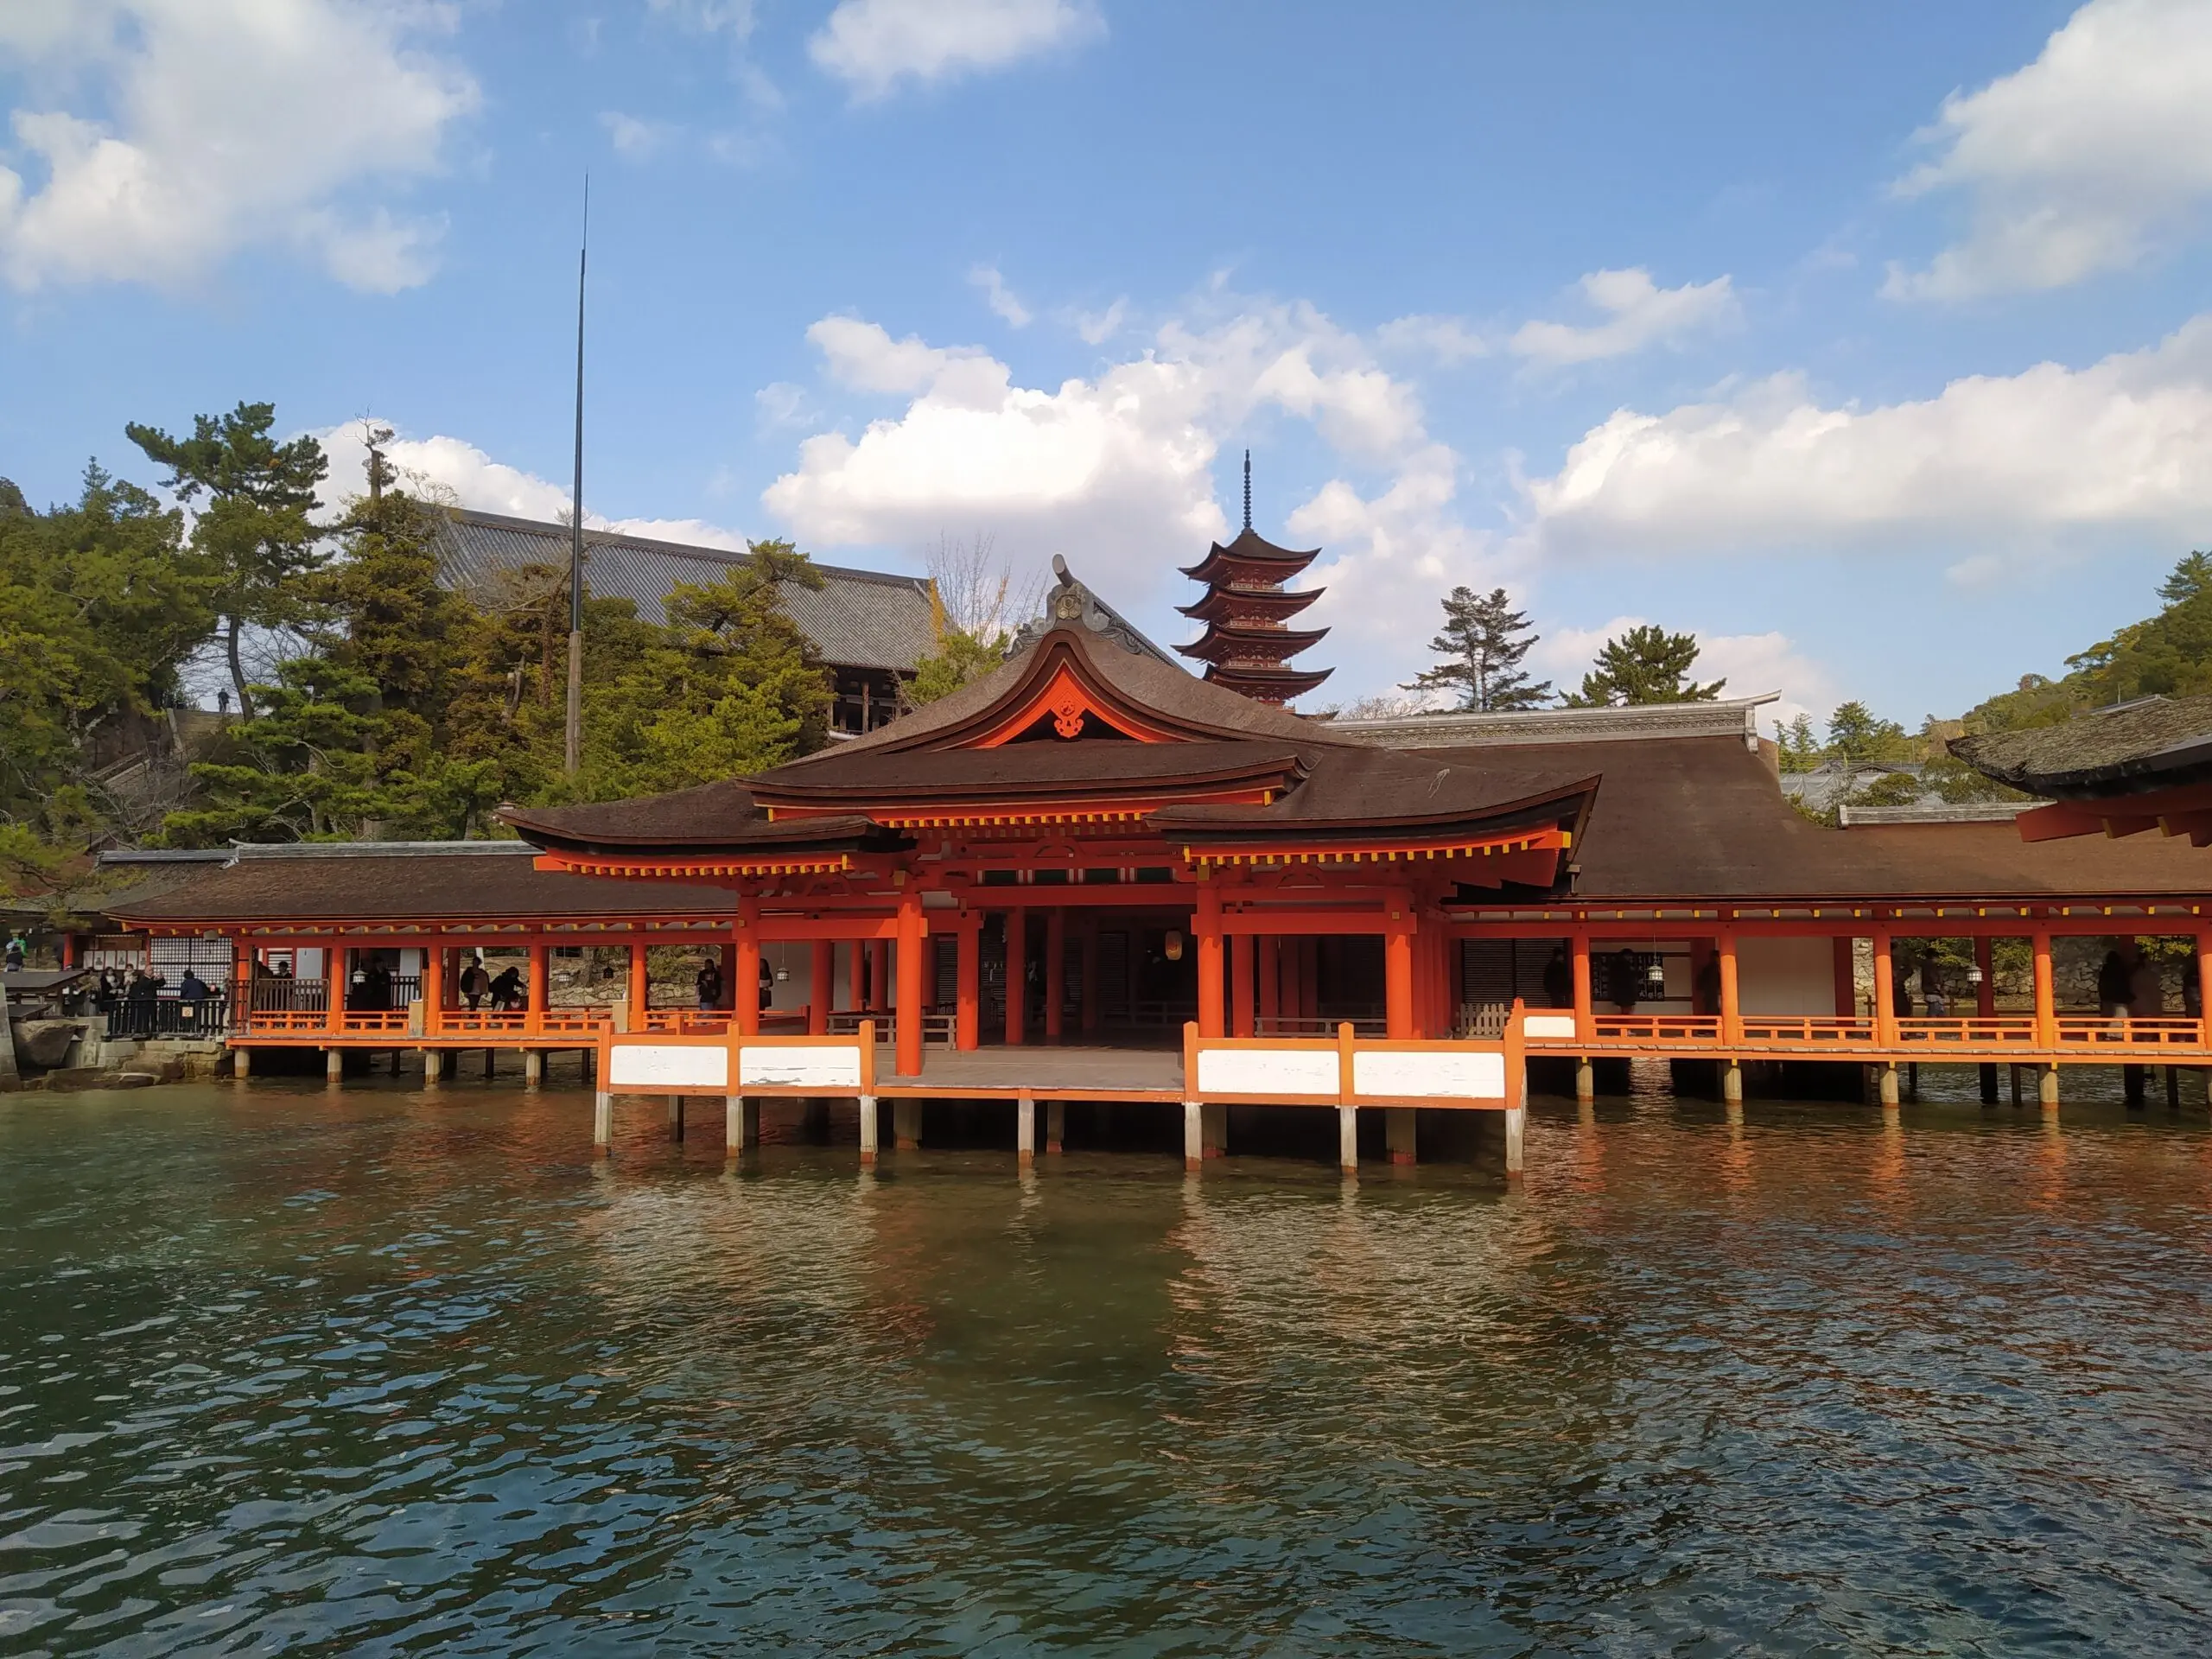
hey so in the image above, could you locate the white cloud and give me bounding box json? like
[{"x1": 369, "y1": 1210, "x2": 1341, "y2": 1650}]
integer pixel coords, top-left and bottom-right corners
[
  {"x1": 0, "y1": 0, "x2": 478, "y2": 293},
  {"x1": 1074, "y1": 296, "x2": 1127, "y2": 344},
  {"x1": 600, "y1": 111, "x2": 671, "y2": 161},
  {"x1": 809, "y1": 0, "x2": 1103, "y2": 99},
  {"x1": 646, "y1": 0, "x2": 756, "y2": 37},
  {"x1": 753, "y1": 381, "x2": 817, "y2": 429},
  {"x1": 1508, "y1": 268, "x2": 1738, "y2": 366},
  {"x1": 1524, "y1": 315, "x2": 2212, "y2": 560},
  {"x1": 314, "y1": 423, "x2": 751, "y2": 550},
  {"x1": 764, "y1": 297, "x2": 1440, "y2": 609},
  {"x1": 1376, "y1": 313, "x2": 1491, "y2": 365},
  {"x1": 1886, "y1": 0, "x2": 2212, "y2": 300},
  {"x1": 969, "y1": 262, "x2": 1032, "y2": 327}
]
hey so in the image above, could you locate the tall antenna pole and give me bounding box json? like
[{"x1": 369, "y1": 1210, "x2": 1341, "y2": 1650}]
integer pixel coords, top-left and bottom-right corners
[
  {"x1": 564, "y1": 177, "x2": 589, "y2": 779},
  {"x1": 1243, "y1": 449, "x2": 1252, "y2": 532}
]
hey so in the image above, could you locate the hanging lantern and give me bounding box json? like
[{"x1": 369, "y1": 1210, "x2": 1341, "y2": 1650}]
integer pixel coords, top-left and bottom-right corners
[
  {"x1": 1165, "y1": 930, "x2": 1185, "y2": 962},
  {"x1": 1643, "y1": 957, "x2": 1666, "y2": 992}
]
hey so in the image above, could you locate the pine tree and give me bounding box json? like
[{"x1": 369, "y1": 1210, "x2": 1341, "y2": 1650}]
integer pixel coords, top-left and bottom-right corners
[
  {"x1": 1402, "y1": 586, "x2": 1553, "y2": 712},
  {"x1": 1564, "y1": 625, "x2": 1725, "y2": 707}
]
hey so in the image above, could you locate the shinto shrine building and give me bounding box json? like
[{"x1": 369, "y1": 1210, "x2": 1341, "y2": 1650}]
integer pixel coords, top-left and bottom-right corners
[{"x1": 109, "y1": 555, "x2": 2212, "y2": 1174}]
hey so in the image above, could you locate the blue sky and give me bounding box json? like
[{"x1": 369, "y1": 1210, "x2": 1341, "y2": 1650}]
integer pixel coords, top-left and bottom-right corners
[{"x1": 8, "y1": 1, "x2": 2212, "y2": 729}]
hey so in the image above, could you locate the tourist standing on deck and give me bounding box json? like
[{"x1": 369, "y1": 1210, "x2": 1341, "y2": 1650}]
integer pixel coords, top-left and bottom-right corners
[
  {"x1": 759, "y1": 954, "x2": 775, "y2": 1011},
  {"x1": 2097, "y1": 949, "x2": 2133, "y2": 1027},
  {"x1": 1921, "y1": 958, "x2": 1947, "y2": 1019},
  {"x1": 3, "y1": 934, "x2": 23, "y2": 972},
  {"x1": 1542, "y1": 946, "x2": 1572, "y2": 1009},
  {"x1": 488, "y1": 964, "x2": 523, "y2": 1012},
  {"x1": 696, "y1": 958, "x2": 723, "y2": 1011},
  {"x1": 461, "y1": 954, "x2": 490, "y2": 1011}
]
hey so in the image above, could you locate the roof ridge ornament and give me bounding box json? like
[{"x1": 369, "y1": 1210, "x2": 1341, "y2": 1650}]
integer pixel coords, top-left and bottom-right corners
[{"x1": 1013, "y1": 554, "x2": 1152, "y2": 657}]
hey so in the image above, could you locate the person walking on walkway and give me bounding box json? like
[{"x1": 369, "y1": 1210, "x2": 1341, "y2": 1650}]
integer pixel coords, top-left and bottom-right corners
[
  {"x1": 696, "y1": 958, "x2": 724, "y2": 1012},
  {"x1": 461, "y1": 954, "x2": 490, "y2": 1012}
]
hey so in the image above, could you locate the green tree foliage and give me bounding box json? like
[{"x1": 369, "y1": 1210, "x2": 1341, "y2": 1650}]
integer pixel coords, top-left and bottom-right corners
[
  {"x1": 0, "y1": 466, "x2": 216, "y2": 848},
  {"x1": 1824, "y1": 701, "x2": 1910, "y2": 764},
  {"x1": 126, "y1": 402, "x2": 327, "y2": 719},
  {"x1": 1402, "y1": 586, "x2": 1553, "y2": 711},
  {"x1": 1963, "y1": 550, "x2": 2212, "y2": 732},
  {"x1": 1562, "y1": 624, "x2": 1725, "y2": 707}
]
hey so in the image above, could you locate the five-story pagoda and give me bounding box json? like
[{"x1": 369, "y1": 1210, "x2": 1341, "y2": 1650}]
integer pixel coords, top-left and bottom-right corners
[{"x1": 1176, "y1": 454, "x2": 1332, "y2": 704}]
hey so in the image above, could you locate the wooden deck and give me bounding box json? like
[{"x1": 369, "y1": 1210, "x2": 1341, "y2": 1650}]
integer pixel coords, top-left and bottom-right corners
[{"x1": 872, "y1": 1045, "x2": 1184, "y2": 1100}]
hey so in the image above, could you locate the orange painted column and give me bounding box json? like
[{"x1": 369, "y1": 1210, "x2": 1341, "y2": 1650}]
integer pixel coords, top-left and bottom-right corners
[
  {"x1": 423, "y1": 944, "x2": 446, "y2": 1037},
  {"x1": 1257, "y1": 937, "x2": 1280, "y2": 1029},
  {"x1": 2197, "y1": 930, "x2": 2212, "y2": 1046},
  {"x1": 527, "y1": 941, "x2": 547, "y2": 1028},
  {"x1": 1079, "y1": 922, "x2": 1101, "y2": 1036},
  {"x1": 1196, "y1": 883, "x2": 1225, "y2": 1039},
  {"x1": 810, "y1": 940, "x2": 833, "y2": 1035},
  {"x1": 1384, "y1": 897, "x2": 1416, "y2": 1040},
  {"x1": 1004, "y1": 911, "x2": 1027, "y2": 1046},
  {"x1": 734, "y1": 899, "x2": 760, "y2": 1038},
  {"x1": 1044, "y1": 907, "x2": 1066, "y2": 1043},
  {"x1": 628, "y1": 941, "x2": 650, "y2": 1027},
  {"x1": 1974, "y1": 937, "x2": 1996, "y2": 1020},
  {"x1": 1230, "y1": 931, "x2": 1255, "y2": 1039},
  {"x1": 1872, "y1": 930, "x2": 1897, "y2": 1047},
  {"x1": 895, "y1": 893, "x2": 925, "y2": 1077},
  {"x1": 325, "y1": 943, "x2": 345, "y2": 1033},
  {"x1": 1832, "y1": 936, "x2": 1856, "y2": 1018},
  {"x1": 2031, "y1": 930, "x2": 2056, "y2": 1048},
  {"x1": 956, "y1": 921, "x2": 981, "y2": 1050},
  {"x1": 1718, "y1": 931, "x2": 1742, "y2": 1045},
  {"x1": 1572, "y1": 931, "x2": 1593, "y2": 1042}
]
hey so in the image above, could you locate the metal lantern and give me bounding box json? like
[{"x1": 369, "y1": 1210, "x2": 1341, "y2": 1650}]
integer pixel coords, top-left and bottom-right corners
[{"x1": 1165, "y1": 930, "x2": 1185, "y2": 962}]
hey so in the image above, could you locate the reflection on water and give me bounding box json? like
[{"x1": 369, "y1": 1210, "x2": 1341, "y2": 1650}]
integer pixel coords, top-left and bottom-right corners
[{"x1": 3, "y1": 1080, "x2": 2210, "y2": 1654}]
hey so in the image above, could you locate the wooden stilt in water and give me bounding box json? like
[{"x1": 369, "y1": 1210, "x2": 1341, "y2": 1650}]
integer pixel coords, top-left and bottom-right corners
[
  {"x1": 893, "y1": 1099, "x2": 921, "y2": 1150},
  {"x1": 1338, "y1": 1104, "x2": 1358, "y2": 1175},
  {"x1": 725, "y1": 1095, "x2": 757, "y2": 1152},
  {"x1": 1980, "y1": 1062, "x2": 1999, "y2": 1104},
  {"x1": 1046, "y1": 1100, "x2": 1065, "y2": 1155},
  {"x1": 232, "y1": 1046, "x2": 251, "y2": 1081},
  {"x1": 482, "y1": 1047, "x2": 495, "y2": 1080},
  {"x1": 594, "y1": 1089, "x2": 613, "y2": 1151},
  {"x1": 858, "y1": 1094, "x2": 878, "y2": 1166},
  {"x1": 2166, "y1": 1065, "x2": 2182, "y2": 1113},
  {"x1": 2039, "y1": 1065, "x2": 2061, "y2": 1109},
  {"x1": 325, "y1": 1047, "x2": 343, "y2": 1084},
  {"x1": 1018, "y1": 1090, "x2": 1036, "y2": 1166},
  {"x1": 1503, "y1": 1104, "x2": 1525, "y2": 1179},
  {"x1": 2009, "y1": 1063, "x2": 2022, "y2": 1108},
  {"x1": 1575, "y1": 1057, "x2": 1594, "y2": 1103},
  {"x1": 1879, "y1": 1063, "x2": 1900, "y2": 1106},
  {"x1": 1182, "y1": 1100, "x2": 1202, "y2": 1172},
  {"x1": 668, "y1": 1096, "x2": 684, "y2": 1141},
  {"x1": 1201, "y1": 1101, "x2": 1226, "y2": 1160},
  {"x1": 1387, "y1": 1107, "x2": 1415, "y2": 1166},
  {"x1": 1722, "y1": 1061, "x2": 1744, "y2": 1104},
  {"x1": 524, "y1": 1049, "x2": 543, "y2": 1090},
  {"x1": 423, "y1": 1048, "x2": 443, "y2": 1084}
]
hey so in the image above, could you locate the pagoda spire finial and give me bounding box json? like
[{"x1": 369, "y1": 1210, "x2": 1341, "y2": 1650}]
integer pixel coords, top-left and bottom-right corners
[{"x1": 1242, "y1": 449, "x2": 1251, "y2": 531}]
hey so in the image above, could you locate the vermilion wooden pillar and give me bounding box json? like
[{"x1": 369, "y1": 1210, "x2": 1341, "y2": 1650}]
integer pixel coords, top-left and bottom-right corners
[
  {"x1": 2197, "y1": 931, "x2": 2212, "y2": 1040},
  {"x1": 1004, "y1": 910, "x2": 1027, "y2": 1046},
  {"x1": 424, "y1": 944, "x2": 446, "y2": 1035},
  {"x1": 2031, "y1": 930, "x2": 2056, "y2": 1047},
  {"x1": 1230, "y1": 931, "x2": 1255, "y2": 1039},
  {"x1": 1257, "y1": 937, "x2": 1280, "y2": 1030},
  {"x1": 957, "y1": 921, "x2": 981, "y2": 1050},
  {"x1": 526, "y1": 940, "x2": 547, "y2": 1023},
  {"x1": 810, "y1": 940, "x2": 833, "y2": 1035},
  {"x1": 1079, "y1": 922, "x2": 1101, "y2": 1036},
  {"x1": 628, "y1": 942, "x2": 650, "y2": 1035},
  {"x1": 1384, "y1": 927, "x2": 1414, "y2": 1039},
  {"x1": 1832, "y1": 936, "x2": 1856, "y2": 1018},
  {"x1": 1044, "y1": 907, "x2": 1066, "y2": 1043},
  {"x1": 1718, "y1": 931, "x2": 1742, "y2": 1044},
  {"x1": 1196, "y1": 884, "x2": 1225, "y2": 1039},
  {"x1": 1871, "y1": 930, "x2": 1897, "y2": 1046},
  {"x1": 1571, "y1": 931, "x2": 1593, "y2": 1041},
  {"x1": 734, "y1": 899, "x2": 761, "y2": 1037},
  {"x1": 895, "y1": 893, "x2": 925, "y2": 1077}
]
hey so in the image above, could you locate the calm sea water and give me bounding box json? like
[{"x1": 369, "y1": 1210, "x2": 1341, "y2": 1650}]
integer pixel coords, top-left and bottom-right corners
[{"x1": 3, "y1": 1075, "x2": 2209, "y2": 1656}]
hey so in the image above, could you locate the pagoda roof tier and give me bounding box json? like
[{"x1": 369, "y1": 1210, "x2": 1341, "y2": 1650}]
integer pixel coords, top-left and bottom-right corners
[
  {"x1": 1179, "y1": 526, "x2": 1323, "y2": 588},
  {"x1": 1177, "y1": 621, "x2": 1332, "y2": 664},
  {"x1": 1177, "y1": 583, "x2": 1324, "y2": 624},
  {"x1": 1200, "y1": 661, "x2": 1336, "y2": 702}
]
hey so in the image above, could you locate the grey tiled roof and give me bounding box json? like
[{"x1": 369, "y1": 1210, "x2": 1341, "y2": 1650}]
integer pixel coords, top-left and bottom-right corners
[{"x1": 435, "y1": 510, "x2": 938, "y2": 673}]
